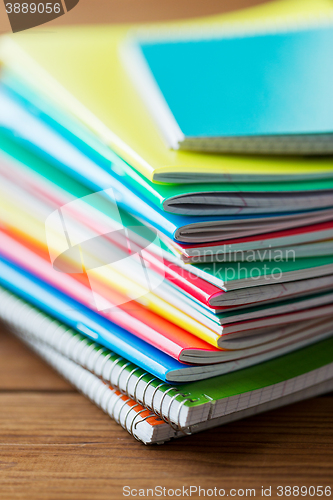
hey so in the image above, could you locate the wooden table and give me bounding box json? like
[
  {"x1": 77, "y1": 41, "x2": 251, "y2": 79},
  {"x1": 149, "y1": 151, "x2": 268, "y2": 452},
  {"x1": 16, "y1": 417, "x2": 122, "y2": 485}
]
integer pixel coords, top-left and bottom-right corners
[
  {"x1": 1, "y1": 325, "x2": 332, "y2": 499},
  {"x1": 0, "y1": 1, "x2": 333, "y2": 498}
]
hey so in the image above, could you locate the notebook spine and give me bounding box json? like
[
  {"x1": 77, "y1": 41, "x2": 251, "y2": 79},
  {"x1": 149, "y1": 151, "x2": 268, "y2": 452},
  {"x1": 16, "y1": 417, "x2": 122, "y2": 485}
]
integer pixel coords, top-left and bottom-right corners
[
  {"x1": 0, "y1": 286, "x2": 191, "y2": 429},
  {"x1": 22, "y1": 337, "x2": 163, "y2": 443}
]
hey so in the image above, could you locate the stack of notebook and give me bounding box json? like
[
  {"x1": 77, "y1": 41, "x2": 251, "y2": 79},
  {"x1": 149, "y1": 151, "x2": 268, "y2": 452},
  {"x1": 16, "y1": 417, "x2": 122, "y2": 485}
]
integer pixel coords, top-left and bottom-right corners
[{"x1": 0, "y1": 0, "x2": 333, "y2": 444}]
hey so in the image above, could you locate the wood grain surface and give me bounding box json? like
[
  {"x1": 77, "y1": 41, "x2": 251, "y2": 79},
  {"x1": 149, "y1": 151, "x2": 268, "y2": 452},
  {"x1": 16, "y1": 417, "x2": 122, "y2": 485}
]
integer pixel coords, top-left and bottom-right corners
[
  {"x1": 0, "y1": 0, "x2": 333, "y2": 498},
  {"x1": 1, "y1": 323, "x2": 333, "y2": 500}
]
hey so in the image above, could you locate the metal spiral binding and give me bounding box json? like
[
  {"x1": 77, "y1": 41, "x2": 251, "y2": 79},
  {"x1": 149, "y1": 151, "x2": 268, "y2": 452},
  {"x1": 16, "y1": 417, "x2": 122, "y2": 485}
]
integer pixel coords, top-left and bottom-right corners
[
  {"x1": 87, "y1": 375, "x2": 103, "y2": 402},
  {"x1": 133, "y1": 413, "x2": 163, "y2": 441},
  {"x1": 103, "y1": 356, "x2": 124, "y2": 383},
  {"x1": 96, "y1": 352, "x2": 113, "y2": 377},
  {"x1": 40, "y1": 312, "x2": 59, "y2": 344},
  {"x1": 66, "y1": 334, "x2": 81, "y2": 362},
  {"x1": 101, "y1": 387, "x2": 117, "y2": 414},
  {"x1": 157, "y1": 387, "x2": 178, "y2": 423},
  {"x1": 108, "y1": 392, "x2": 125, "y2": 421},
  {"x1": 0, "y1": 291, "x2": 161, "y2": 445},
  {"x1": 141, "y1": 378, "x2": 158, "y2": 410},
  {"x1": 174, "y1": 399, "x2": 193, "y2": 434},
  {"x1": 0, "y1": 288, "x2": 194, "y2": 437},
  {"x1": 81, "y1": 342, "x2": 98, "y2": 369},
  {"x1": 88, "y1": 346, "x2": 107, "y2": 374},
  {"x1": 150, "y1": 383, "x2": 169, "y2": 415},
  {"x1": 132, "y1": 377, "x2": 191, "y2": 431},
  {"x1": 124, "y1": 367, "x2": 141, "y2": 396},
  {"x1": 112, "y1": 394, "x2": 159, "y2": 440},
  {"x1": 79, "y1": 363, "x2": 91, "y2": 389},
  {"x1": 165, "y1": 393, "x2": 183, "y2": 430},
  {"x1": 72, "y1": 362, "x2": 89, "y2": 394},
  {"x1": 100, "y1": 384, "x2": 115, "y2": 409},
  {"x1": 86, "y1": 370, "x2": 101, "y2": 399},
  {"x1": 115, "y1": 362, "x2": 131, "y2": 389},
  {"x1": 53, "y1": 328, "x2": 191, "y2": 432},
  {"x1": 78, "y1": 339, "x2": 97, "y2": 368},
  {"x1": 48, "y1": 321, "x2": 67, "y2": 348},
  {"x1": 94, "y1": 381, "x2": 110, "y2": 408},
  {"x1": 63, "y1": 332, "x2": 82, "y2": 359},
  {"x1": 55, "y1": 326, "x2": 71, "y2": 351},
  {"x1": 84, "y1": 371, "x2": 98, "y2": 399},
  {"x1": 137, "y1": 381, "x2": 196, "y2": 431},
  {"x1": 72, "y1": 336, "x2": 90, "y2": 364},
  {"x1": 51, "y1": 325, "x2": 67, "y2": 351},
  {"x1": 108, "y1": 357, "x2": 126, "y2": 386},
  {"x1": 122, "y1": 403, "x2": 140, "y2": 431},
  {"x1": 162, "y1": 393, "x2": 196, "y2": 433},
  {"x1": 58, "y1": 327, "x2": 73, "y2": 353},
  {"x1": 130, "y1": 409, "x2": 147, "y2": 438},
  {"x1": 114, "y1": 397, "x2": 132, "y2": 425},
  {"x1": 131, "y1": 372, "x2": 148, "y2": 403},
  {"x1": 91, "y1": 379, "x2": 106, "y2": 404}
]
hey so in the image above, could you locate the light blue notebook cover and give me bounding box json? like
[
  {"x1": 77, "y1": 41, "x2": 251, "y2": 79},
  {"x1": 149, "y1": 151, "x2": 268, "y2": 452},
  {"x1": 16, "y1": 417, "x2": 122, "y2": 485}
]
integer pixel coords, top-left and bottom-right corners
[{"x1": 132, "y1": 25, "x2": 333, "y2": 152}]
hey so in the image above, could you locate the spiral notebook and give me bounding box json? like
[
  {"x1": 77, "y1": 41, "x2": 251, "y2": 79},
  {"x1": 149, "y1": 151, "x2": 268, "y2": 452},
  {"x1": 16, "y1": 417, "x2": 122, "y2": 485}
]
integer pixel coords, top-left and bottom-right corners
[
  {"x1": 10, "y1": 335, "x2": 333, "y2": 445},
  {"x1": 1, "y1": 285, "x2": 333, "y2": 443},
  {"x1": 25, "y1": 340, "x2": 175, "y2": 445}
]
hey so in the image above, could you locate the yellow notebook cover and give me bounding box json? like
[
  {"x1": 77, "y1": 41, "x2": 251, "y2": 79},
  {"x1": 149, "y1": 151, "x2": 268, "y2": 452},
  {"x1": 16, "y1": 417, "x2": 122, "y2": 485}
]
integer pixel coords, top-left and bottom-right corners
[{"x1": 1, "y1": 0, "x2": 333, "y2": 183}]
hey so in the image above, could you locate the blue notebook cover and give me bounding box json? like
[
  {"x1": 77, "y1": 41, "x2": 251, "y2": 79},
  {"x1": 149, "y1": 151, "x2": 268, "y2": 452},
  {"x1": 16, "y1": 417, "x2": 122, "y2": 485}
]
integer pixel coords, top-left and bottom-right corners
[
  {"x1": 0, "y1": 255, "x2": 185, "y2": 382},
  {"x1": 130, "y1": 24, "x2": 333, "y2": 152}
]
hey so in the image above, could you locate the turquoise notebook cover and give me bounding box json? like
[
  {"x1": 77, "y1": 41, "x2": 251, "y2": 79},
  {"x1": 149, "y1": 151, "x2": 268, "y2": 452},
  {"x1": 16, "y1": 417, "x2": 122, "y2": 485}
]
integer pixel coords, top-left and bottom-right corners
[{"x1": 137, "y1": 25, "x2": 333, "y2": 138}]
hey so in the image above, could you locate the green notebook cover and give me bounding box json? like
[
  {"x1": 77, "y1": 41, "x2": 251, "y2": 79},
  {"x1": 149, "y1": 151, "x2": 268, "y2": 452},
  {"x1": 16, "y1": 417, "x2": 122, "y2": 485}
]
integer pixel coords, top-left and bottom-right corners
[{"x1": 192, "y1": 255, "x2": 333, "y2": 284}]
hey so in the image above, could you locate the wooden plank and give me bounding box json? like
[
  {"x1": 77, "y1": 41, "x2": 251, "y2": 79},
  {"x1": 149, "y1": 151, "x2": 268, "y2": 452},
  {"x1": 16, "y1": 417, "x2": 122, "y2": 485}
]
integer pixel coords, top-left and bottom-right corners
[
  {"x1": 0, "y1": 393, "x2": 332, "y2": 500},
  {"x1": 0, "y1": 324, "x2": 72, "y2": 390},
  {"x1": 1, "y1": 323, "x2": 333, "y2": 499}
]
